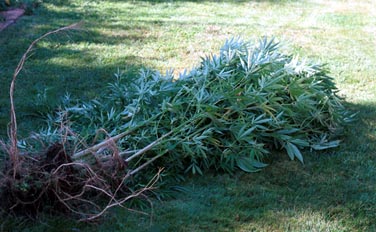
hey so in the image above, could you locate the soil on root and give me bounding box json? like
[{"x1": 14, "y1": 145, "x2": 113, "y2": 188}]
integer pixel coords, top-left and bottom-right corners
[
  {"x1": 0, "y1": 143, "x2": 84, "y2": 217},
  {"x1": 0, "y1": 141, "x2": 137, "y2": 220}
]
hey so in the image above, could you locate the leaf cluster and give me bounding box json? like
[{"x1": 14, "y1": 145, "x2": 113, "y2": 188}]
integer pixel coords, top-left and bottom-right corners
[{"x1": 31, "y1": 37, "x2": 350, "y2": 177}]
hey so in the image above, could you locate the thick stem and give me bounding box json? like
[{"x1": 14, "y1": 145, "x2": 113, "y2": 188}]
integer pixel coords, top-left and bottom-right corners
[
  {"x1": 124, "y1": 131, "x2": 173, "y2": 162},
  {"x1": 72, "y1": 117, "x2": 159, "y2": 159}
]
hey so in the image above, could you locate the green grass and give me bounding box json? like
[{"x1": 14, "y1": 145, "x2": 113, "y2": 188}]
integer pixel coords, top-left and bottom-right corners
[{"x1": 0, "y1": 0, "x2": 375, "y2": 231}]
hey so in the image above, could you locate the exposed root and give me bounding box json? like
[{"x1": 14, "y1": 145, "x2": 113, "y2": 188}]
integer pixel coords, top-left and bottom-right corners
[{"x1": 0, "y1": 142, "x2": 164, "y2": 221}]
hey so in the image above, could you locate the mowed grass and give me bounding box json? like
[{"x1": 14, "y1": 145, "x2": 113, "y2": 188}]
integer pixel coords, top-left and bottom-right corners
[{"x1": 0, "y1": 0, "x2": 375, "y2": 231}]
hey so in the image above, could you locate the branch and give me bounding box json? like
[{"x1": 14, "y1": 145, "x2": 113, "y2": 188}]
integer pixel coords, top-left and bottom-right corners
[
  {"x1": 72, "y1": 114, "x2": 162, "y2": 159},
  {"x1": 8, "y1": 22, "x2": 82, "y2": 176},
  {"x1": 124, "y1": 131, "x2": 172, "y2": 162}
]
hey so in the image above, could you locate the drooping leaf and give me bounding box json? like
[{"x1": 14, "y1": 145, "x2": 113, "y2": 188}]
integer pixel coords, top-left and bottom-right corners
[
  {"x1": 285, "y1": 142, "x2": 304, "y2": 163},
  {"x1": 236, "y1": 156, "x2": 268, "y2": 173}
]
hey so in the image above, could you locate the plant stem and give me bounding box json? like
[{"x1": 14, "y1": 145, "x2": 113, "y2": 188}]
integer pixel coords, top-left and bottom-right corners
[{"x1": 8, "y1": 22, "x2": 82, "y2": 177}]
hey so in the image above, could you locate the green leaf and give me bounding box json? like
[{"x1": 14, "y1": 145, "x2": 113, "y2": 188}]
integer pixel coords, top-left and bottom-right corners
[
  {"x1": 311, "y1": 140, "x2": 340, "y2": 150},
  {"x1": 285, "y1": 142, "x2": 304, "y2": 163},
  {"x1": 238, "y1": 125, "x2": 256, "y2": 139},
  {"x1": 291, "y1": 139, "x2": 310, "y2": 147},
  {"x1": 236, "y1": 156, "x2": 267, "y2": 172}
]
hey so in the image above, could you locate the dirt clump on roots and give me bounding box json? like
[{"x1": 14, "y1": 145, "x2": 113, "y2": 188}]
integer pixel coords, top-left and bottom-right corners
[
  {"x1": 0, "y1": 142, "x2": 135, "y2": 220},
  {"x1": 0, "y1": 143, "x2": 80, "y2": 217}
]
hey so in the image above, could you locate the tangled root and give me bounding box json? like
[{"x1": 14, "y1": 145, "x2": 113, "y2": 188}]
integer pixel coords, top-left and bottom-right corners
[{"x1": 0, "y1": 143, "x2": 159, "y2": 221}]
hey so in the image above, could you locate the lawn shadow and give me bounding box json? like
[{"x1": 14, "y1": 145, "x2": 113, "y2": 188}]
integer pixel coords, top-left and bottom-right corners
[
  {"x1": 0, "y1": 3, "x2": 163, "y2": 139},
  {"x1": 0, "y1": 31, "x2": 154, "y2": 137},
  {"x1": 126, "y1": 101, "x2": 376, "y2": 231}
]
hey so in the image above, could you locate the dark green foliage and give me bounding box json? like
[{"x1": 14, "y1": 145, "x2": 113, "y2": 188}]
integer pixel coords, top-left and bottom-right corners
[
  {"x1": 0, "y1": 2, "x2": 7, "y2": 12},
  {"x1": 30, "y1": 37, "x2": 350, "y2": 176}
]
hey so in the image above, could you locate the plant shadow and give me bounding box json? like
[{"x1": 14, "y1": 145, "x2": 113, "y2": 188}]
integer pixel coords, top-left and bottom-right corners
[{"x1": 120, "y1": 101, "x2": 376, "y2": 231}]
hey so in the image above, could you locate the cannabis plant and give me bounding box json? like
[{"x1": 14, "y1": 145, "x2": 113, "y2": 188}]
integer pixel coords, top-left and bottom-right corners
[{"x1": 31, "y1": 37, "x2": 350, "y2": 177}]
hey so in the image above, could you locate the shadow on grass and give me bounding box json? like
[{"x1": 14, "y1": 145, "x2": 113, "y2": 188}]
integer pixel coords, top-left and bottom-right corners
[
  {"x1": 108, "y1": 102, "x2": 375, "y2": 231},
  {"x1": 7, "y1": 102, "x2": 370, "y2": 231},
  {"x1": 0, "y1": 4, "x2": 161, "y2": 139},
  {"x1": 0, "y1": 101, "x2": 375, "y2": 231},
  {"x1": 0, "y1": 58, "x2": 149, "y2": 139}
]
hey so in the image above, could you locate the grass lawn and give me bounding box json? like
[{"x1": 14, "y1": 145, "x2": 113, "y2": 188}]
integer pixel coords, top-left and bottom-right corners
[{"x1": 0, "y1": 0, "x2": 375, "y2": 231}]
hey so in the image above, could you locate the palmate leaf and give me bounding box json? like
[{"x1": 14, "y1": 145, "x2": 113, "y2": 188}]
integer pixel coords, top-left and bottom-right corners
[{"x1": 186, "y1": 162, "x2": 203, "y2": 175}]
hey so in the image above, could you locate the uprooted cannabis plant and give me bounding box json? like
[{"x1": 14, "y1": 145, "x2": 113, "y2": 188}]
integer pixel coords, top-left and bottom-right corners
[
  {"x1": 1, "y1": 34, "x2": 351, "y2": 220},
  {"x1": 31, "y1": 37, "x2": 351, "y2": 176}
]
